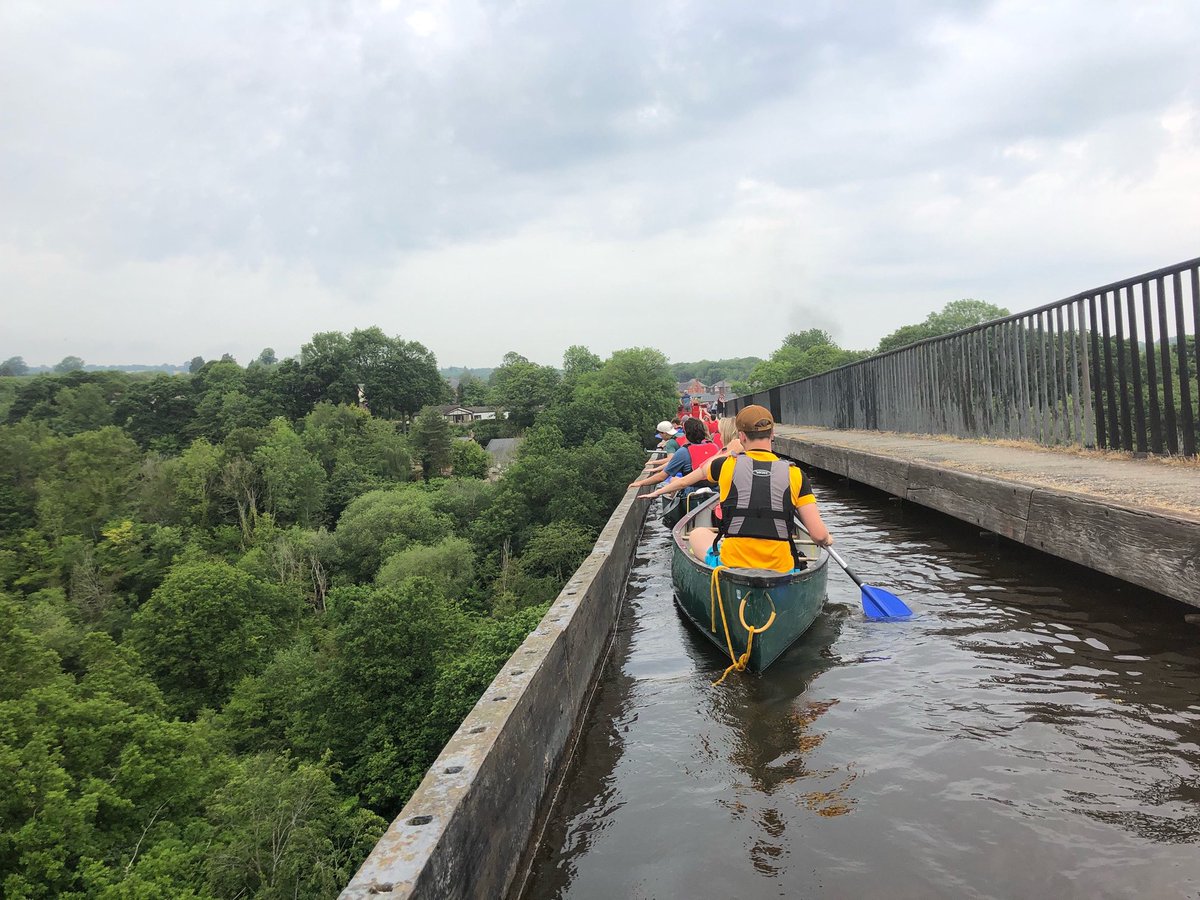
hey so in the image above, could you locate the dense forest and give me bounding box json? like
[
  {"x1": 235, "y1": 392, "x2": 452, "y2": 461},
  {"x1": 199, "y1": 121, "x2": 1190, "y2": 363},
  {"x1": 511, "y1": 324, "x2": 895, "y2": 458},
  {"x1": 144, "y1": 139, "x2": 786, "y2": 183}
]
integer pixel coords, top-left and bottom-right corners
[{"x1": 0, "y1": 329, "x2": 675, "y2": 898}]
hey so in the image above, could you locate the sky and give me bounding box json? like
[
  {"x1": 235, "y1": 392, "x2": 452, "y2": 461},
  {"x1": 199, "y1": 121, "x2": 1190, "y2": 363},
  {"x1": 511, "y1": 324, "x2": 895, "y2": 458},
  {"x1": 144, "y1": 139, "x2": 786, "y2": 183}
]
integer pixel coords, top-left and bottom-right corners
[{"x1": 2, "y1": 1, "x2": 1198, "y2": 370}]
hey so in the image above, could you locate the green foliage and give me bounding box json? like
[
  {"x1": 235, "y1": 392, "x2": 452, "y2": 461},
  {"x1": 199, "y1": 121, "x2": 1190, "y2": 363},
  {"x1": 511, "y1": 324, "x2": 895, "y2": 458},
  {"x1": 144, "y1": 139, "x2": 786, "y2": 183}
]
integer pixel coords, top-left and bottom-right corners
[
  {"x1": 450, "y1": 438, "x2": 490, "y2": 478},
  {"x1": 0, "y1": 355, "x2": 29, "y2": 377},
  {"x1": 254, "y1": 418, "x2": 327, "y2": 527},
  {"x1": 669, "y1": 356, "x2": 762, "y2": 385},
  {"x1": 453, "y1": 372, "x2": 490, "y2": 406},
  {"x1": 0, "y1": 332, "x2": 653, "y2": 894},
  {"x1": 562, "y1": 344, "x2": 602, "y2": 379},
  {"x1": 547, "y1": 347, "x2": 676, "y2": 446},
  {"x1": 376, "y1": 536, "x2": 476, "y2": 601},
  {"x1": 0, "y1": 421, "x2": 51, "y2": 535},
  {"x1": 409, "y1": 406, "x2": 453, "y2": 481},
  {"x1": 0, "y1": 595, "x2": 221, "y2": 899},
  {"x1": 489, "y1": 352, "x2": 561, "y2": 428},
  {"x1": 300, "y1": 328, "x2": 449, "y2": 420},
  {"x1": 876, "y1": 299, "x2": 1010, "y2": 353},
  {"x1": 54, "y1": 355, "x2": 85, "y2": 374},
  {"x1": 112, "y1": 374, "x2": 197, "y2": 452},
  {"x1": 334, "y1": 487, "x2": 454, "y2": 581},
  {"x1": 129, "y1": 560, "x2": 299, "y2": 716},
  {"x1": 205, "y1": 753, "x2": 384, "y2": 900},
  {"x1": 36, "y1": 426, "x2": 143, "y2": 538},
  {"x1": 747, "y1": 329, "x2": 869, "y2": 389},
  {"x1": 429, "y1": 477, "x2": 496, "y2": 532}
]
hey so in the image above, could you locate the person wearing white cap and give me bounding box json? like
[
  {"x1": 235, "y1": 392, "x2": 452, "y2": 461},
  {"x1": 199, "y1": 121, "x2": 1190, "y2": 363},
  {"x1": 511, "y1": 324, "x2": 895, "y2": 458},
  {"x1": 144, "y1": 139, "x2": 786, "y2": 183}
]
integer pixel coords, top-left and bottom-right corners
[{"x1": 645, "y1": 419, "x2": 685, "y2": 470}]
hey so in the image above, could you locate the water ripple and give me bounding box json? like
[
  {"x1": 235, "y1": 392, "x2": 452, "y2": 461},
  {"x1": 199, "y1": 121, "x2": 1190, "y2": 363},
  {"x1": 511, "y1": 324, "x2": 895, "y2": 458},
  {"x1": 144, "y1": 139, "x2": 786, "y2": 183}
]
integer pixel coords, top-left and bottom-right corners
[{"x1": 524, "y1": 474, "x2": 1200, "y2": 899}]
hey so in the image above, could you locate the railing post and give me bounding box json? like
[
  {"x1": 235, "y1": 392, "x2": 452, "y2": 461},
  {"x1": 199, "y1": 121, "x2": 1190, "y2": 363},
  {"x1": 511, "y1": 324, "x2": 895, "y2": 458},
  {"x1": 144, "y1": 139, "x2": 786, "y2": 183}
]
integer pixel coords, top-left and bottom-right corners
[
  {"x1": 1126, "y1": 283, "x2": 1148, "y2": 452},
  {"x1": 1174, "y1": 269, "x2": 1196, "y2": 457},
  {"x1": 1156, "y1": 274, "x2": 1179, "y2": 454}
]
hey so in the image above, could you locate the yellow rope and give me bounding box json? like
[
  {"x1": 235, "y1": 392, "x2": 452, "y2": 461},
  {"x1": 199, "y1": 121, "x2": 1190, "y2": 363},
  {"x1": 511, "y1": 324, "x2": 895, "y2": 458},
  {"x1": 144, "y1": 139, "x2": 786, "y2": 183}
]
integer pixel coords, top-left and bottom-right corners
[{"x1": 708, "y1": 565, "x2": 777, "y2": 686}]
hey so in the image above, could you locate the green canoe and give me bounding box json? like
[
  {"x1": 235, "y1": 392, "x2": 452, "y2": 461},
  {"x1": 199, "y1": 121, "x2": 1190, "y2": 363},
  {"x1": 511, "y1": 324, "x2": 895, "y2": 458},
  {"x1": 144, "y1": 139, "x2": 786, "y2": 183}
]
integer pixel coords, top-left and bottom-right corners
[
  {"x1": 670, "y1": 494, "x2": 829, "y2": 675},
  {"x1": 661, "y1": 485, "x2": 718, "y2": 529}
]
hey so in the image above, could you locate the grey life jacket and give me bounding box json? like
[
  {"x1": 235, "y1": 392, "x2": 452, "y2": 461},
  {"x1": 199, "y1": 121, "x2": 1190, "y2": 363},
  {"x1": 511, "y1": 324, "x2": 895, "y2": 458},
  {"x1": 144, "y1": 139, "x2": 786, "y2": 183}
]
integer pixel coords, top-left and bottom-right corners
[
  {"x1": 715, "y1": 456, "x2": 804, "y2": 568},
  {"x1": 717, "y1": 457, "x2": 796, "y2": 540}
]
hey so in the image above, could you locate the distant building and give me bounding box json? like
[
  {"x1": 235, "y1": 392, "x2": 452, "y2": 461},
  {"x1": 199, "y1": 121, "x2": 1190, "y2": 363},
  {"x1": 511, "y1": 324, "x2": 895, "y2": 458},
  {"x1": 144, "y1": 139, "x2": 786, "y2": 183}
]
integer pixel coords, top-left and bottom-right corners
[
  {"x1": 437, "y1": 405, "x2": 503, "y2": 424},
  {"x1": 484, "y1": 437, "x2": 522, "y2": 478}
]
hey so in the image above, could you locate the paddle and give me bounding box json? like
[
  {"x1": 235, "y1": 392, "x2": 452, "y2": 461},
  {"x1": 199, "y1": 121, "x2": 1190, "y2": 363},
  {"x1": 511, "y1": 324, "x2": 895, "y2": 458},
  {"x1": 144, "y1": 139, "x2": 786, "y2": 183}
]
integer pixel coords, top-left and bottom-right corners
[{"x1": 824, "y1": 545, "x2": 913, "y2": 620}]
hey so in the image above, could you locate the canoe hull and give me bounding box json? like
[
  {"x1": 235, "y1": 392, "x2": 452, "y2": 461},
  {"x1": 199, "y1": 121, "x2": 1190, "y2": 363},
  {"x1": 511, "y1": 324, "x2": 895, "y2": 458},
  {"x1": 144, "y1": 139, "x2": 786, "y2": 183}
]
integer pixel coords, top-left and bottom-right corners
[
  {"x1": 661, "y1": 487, "x2": 717, "y2": 529},
  {"x1": 670, "y1": 498, "x2": 828, "y2": 674}
]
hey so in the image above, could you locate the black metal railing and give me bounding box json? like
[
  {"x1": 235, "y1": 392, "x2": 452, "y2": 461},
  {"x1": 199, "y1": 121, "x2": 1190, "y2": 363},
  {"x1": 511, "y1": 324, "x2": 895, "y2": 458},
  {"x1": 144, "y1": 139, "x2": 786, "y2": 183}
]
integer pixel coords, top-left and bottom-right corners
[{"x1": 731, "y1": 257, "x2": 1200, "y2": 457}]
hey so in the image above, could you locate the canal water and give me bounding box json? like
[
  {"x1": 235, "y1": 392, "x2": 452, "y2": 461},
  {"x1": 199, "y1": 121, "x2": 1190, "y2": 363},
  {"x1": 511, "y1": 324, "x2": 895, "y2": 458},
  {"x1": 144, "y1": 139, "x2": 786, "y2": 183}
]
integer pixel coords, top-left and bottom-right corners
[{"x1": 521, "y1": 472, "x2": 1200, "y2": 900}]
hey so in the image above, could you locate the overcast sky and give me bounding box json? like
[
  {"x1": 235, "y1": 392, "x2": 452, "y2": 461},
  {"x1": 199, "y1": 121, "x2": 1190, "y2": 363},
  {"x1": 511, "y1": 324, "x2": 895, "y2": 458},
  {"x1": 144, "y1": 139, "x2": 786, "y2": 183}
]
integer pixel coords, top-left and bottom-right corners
[{"x1": 2, "y1": 1, "x2": 1198, "y2": 369}]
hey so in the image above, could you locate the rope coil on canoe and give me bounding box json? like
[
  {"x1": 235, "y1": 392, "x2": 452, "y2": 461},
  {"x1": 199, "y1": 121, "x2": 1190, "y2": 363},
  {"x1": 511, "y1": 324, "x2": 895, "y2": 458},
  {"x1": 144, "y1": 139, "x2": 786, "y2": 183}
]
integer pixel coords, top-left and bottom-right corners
[{"x1": 709, "y1": 565, "x2": 777, "y2": 686}]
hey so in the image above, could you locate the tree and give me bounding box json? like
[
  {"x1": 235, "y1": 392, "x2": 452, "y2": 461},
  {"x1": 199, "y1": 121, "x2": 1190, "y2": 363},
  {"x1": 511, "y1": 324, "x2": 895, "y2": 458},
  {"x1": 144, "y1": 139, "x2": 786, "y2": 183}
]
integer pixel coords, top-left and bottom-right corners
[
  {"x1": 318, "y1": 580, "x2": 473, "y2": 809},
  {"x1": 454, "y1": 372, "x2": 490, "y2": 406},
  {"x1": 47, "y1": 383, "x2": 113, "y2": 435},
  {"x1": 746, "y1": 330, "x2": 867, "y2": 389},
  {"x1": 376, "y1": 536, "x2": 476, "y2": 601},
  {"x1": 409, "y1": 406, "x2": 453, "y2": 481},
  {"x1": 205, "y1": 753, "x2": 384, "y2": 900},
  {"x1": 187, "y1": 355, "x2": 206, "y2": 374},
  {"x1": 128, "y1": 559, "x2": 297, "y2": 715},
  {"x1": 669, "y1": 356, "x2": 761, "y2": 385},
  {"x1": 254, "y1": 418, "x2": 328, "y2": 527},
  {"x1": 256, "y1": 347, "x2": 278, "y2": 367},
  {"x1": 0, "y1": 596, "x2": 221, "y2": 897},
  {"x1": 876, "y1": 299, "x2": 1010, "y2": 353},
  {"x1": 0, "y1": 356, "x2": 29, "y2": 376},
  {"x1": 562, "y1": 345, "x2": 602, "y2": 379},
  {"x1": 548, "y1": 347, "x2": 676, "y2": 446},
  {"x1": 489, "y1": 352, "x2": 560, "y2": 428},
  {"x1": 299, "y1": 328, "x2": 449, "y2": 421},
  {"x1": 112, "y1": 374, "x2": 197, "y2": 451},
  {"x1": 450, "y1": 438, "x2": 490, "y2": 478},
  {"x1": 54, "y1": 356, "x2": 85, "y2": 374},
  {"x1": 334, "y1": 488, "x2": 454, "y2": 581},
  {"x1": 35, "y1": 426, "x2": 142, "y2": 537}
]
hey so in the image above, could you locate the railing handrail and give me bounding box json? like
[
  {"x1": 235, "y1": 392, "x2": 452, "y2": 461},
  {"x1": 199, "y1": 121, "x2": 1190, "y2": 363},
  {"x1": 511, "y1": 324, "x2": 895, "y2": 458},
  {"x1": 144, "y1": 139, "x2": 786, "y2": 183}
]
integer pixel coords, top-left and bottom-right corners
[
  {"x1": 739, "y1": 256, "x2": 1200, "y2": 395},
  {"x1": 731, "y1": 256, "x2": 1199, "y2": 458}
]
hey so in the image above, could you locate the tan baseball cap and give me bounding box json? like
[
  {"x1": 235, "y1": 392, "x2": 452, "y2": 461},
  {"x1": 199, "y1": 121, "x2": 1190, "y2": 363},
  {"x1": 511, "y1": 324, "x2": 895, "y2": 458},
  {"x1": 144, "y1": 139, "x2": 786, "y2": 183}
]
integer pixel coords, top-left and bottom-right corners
[{"x1": 734, "y1": 404, "x2": 774, "y2": 432}]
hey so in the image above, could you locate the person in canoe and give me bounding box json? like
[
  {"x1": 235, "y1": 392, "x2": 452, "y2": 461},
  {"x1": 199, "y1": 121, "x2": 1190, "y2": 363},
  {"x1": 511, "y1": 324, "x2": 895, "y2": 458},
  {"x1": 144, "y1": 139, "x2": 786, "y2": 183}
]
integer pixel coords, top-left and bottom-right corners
[
  {"x1": 685, "y1": 405, "x2": 832, "y2": 572},
  {"x1": 639, "y1": 416, "x2": 743, "y2": 500},
  {"x1": 630, "y1": 417, "x2": 720, "y2": 493},
  {"x1": 645, "y1": 419, "x2": 688, "y2": 471}
]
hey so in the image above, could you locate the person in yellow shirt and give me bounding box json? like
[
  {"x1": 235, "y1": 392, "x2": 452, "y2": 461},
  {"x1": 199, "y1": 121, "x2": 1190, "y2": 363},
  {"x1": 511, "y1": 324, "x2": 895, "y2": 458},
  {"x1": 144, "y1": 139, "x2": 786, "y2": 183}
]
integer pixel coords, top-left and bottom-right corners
[{"x1": 687, "y1": 405, "x2": 832, "y2": 572}]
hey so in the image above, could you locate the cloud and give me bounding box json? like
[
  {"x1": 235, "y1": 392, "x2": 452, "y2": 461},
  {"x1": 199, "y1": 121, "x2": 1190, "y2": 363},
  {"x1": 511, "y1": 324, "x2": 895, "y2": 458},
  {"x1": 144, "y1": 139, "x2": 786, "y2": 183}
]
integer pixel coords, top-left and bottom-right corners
[{"x1": 0, "y1": 0, "x2": 1197, "y2": 367}]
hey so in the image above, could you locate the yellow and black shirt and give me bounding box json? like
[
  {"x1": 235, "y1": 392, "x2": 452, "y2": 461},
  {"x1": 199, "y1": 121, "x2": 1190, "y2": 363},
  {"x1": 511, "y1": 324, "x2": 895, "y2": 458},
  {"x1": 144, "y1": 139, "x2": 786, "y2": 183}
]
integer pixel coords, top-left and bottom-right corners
[{"x1": 705, "y1": 450, "x2": 814, "y2": 572}]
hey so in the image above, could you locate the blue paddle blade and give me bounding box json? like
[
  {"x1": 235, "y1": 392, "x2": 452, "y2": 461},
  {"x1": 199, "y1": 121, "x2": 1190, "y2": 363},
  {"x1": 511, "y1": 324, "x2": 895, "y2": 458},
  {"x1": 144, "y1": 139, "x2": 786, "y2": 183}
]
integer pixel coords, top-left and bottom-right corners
[{"x1": 861, "y1": 584, "x2": 912, "y2": 620}]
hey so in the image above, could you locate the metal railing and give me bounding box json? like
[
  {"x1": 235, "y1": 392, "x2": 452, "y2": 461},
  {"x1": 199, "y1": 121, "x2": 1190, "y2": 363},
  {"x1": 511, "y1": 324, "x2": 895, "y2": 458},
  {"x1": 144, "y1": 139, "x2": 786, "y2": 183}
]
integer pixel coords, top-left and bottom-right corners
[{"x1": 731, "y1": 257, "x2": 1200, "y2": 457}]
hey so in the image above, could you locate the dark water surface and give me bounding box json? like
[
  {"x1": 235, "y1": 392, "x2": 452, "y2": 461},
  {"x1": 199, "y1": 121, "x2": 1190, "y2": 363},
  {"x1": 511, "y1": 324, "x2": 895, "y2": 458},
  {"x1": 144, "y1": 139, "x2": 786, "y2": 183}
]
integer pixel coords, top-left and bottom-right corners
[{"x1": 521, "y1": 474, "x2": 1200, "y2": 900}]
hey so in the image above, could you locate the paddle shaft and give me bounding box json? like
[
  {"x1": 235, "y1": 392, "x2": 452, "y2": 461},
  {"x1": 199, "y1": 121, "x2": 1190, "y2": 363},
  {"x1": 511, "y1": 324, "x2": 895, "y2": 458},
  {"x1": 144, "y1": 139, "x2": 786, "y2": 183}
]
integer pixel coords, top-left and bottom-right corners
[
  {"x1": 793, "y1": 520, "x2": 862, "y2": 587},
  {"x1": 823, "y1": 545, "x2": 865, "y2": 588}
]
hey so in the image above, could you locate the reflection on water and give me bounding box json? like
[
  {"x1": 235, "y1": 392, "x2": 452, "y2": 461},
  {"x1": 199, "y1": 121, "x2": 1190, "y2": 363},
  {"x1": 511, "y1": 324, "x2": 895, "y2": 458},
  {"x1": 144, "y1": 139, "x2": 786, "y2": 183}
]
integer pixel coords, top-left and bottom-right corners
[{"x1": 521, "y1": 473, "x2": 1200, "y2": 899}]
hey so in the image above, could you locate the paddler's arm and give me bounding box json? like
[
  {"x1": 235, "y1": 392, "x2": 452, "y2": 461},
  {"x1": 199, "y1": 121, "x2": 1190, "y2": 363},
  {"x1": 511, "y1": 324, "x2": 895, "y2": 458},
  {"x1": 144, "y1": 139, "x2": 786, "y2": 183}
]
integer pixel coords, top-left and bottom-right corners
[
  {"x1": 641, "y1": 460, "x2": 713, "y2": 498},
  {"x1": 797, "y1": 504, "x2": 833, "y2": 547},
  {"x1": 629, "y1": 468, "x2": 669, "y2": 489}
]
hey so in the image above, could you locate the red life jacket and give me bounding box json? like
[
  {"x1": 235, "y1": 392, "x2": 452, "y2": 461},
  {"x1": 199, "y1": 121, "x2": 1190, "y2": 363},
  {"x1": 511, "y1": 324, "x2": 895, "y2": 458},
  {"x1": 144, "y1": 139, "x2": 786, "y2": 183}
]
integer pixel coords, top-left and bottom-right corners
[{"x1": 686, "y1": 440, "x2": 719, "y2": 474}]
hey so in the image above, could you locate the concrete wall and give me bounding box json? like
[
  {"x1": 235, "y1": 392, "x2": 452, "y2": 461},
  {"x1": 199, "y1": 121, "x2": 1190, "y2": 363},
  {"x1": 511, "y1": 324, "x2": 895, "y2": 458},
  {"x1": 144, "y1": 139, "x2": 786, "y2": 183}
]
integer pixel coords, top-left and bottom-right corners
[
  {"x1": 775, "y1": 435, "x2": 1200, "y2": 609},
  {"x1": 340, "y1": 485, "x2": 648, "y2": 899}
]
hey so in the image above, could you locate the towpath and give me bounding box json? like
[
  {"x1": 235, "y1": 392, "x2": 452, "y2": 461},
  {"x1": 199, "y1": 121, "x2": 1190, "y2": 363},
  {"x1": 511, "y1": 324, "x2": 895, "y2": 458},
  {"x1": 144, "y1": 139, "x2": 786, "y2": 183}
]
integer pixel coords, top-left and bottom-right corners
[
  {"x1": 772, "y1": 425, "x2": 1200, "y2": 608},
  {"x1": 774, "y1": 425, "x2": 1200, "y2": 520}
]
